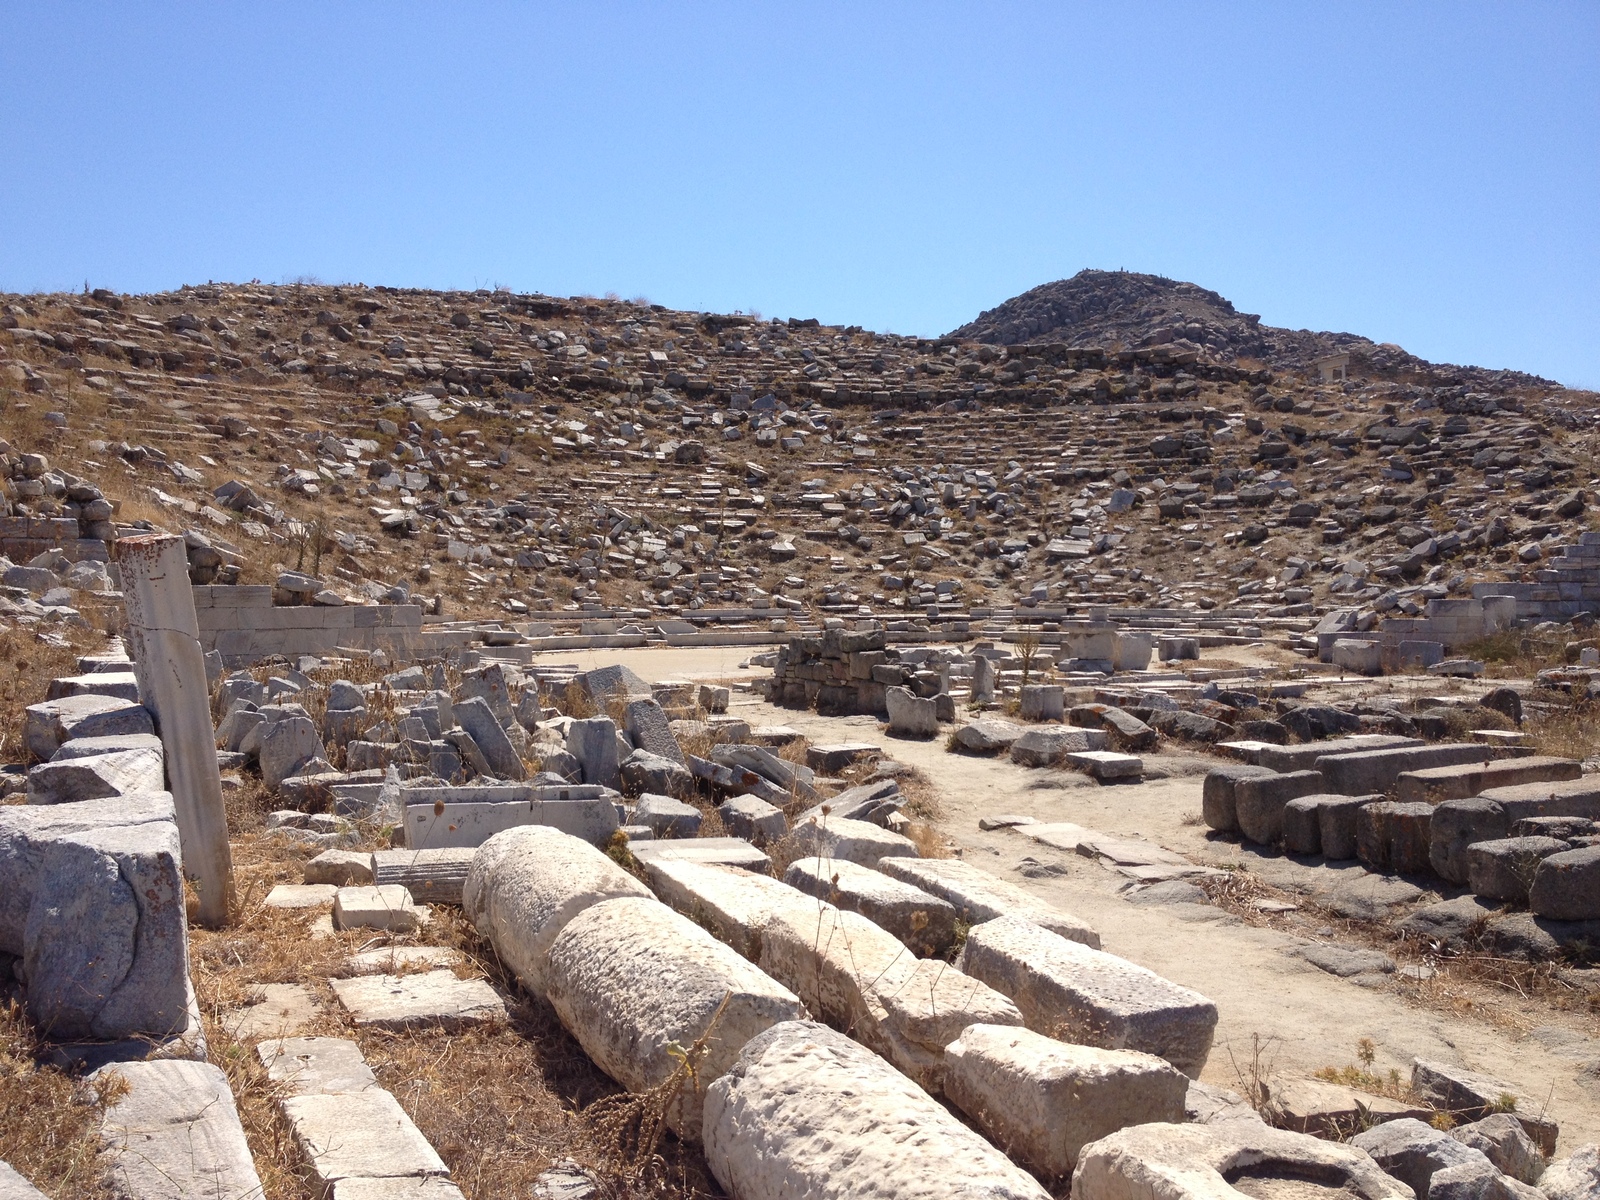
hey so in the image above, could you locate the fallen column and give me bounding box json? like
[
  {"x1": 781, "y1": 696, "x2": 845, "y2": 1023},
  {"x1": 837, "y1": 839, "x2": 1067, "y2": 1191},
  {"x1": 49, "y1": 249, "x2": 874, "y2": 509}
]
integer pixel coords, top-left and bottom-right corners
[
  {"x1": 702, "y1": 1020, "x2": 1052, "y2": 1200},
  {"x1": 958, "y1": 916, "x2": 1217, "y2": 1077}
]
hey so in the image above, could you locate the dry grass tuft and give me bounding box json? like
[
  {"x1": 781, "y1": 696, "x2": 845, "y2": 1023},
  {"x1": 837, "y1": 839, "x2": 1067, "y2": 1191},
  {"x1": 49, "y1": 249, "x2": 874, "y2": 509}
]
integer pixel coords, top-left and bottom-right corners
[
  {"x1": 0, "y1": 999, "x2": 122, "y2": 1200},
  {"x1": 0, "y1": 623, "x2": 105, "y2": 764}
]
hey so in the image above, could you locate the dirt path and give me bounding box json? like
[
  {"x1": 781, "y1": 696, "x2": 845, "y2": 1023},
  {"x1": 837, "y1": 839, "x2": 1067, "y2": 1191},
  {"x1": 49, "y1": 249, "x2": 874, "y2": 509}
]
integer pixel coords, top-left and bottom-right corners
[{"x1": 538, "y1": 645, "x2": 1600, "y2": 1150}]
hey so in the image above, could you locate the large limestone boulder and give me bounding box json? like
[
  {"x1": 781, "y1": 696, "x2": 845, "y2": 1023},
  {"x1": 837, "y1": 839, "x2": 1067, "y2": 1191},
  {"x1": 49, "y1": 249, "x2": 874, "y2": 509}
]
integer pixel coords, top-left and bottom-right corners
[
  {"x1": 462, "y1": 826, "x2": 650, "y2": 996},
  {"x1": 543, "y1": 896, "x2": 801, "y2": 1140},
  {"x1": 703, "y1": 1021, "x2": 1052, "y2": 1200},
  {"x1": 1073, "y1": 1119, "x2": 1413, "y2": 1199}
]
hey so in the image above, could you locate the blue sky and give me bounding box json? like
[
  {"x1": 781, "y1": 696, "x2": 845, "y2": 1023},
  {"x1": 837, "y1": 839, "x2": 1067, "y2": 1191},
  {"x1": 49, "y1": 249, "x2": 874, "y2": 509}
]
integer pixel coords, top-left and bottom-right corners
[{"x1": 2, "y1": 3, "x2": 1596, "y2": 386}]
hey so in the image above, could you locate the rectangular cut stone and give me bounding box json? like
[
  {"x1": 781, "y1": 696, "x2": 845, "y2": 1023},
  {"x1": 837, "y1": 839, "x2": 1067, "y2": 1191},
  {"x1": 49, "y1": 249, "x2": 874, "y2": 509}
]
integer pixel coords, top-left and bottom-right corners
[
  {"x1": 1397, "y1": 756, "x2": 1581, "y2": 803},
  {"x1": 878, "y1": 855, "x2": 1101, "y2": 948},
  {"x1": 1314, "y1": 743, "x2": 1487, "y2": 796},
  {"x1": 1258, "y1": 736, "x2": 1421, "y2": 774},
  {"x1": 333, "y1": 1181, "x2": 468, "y2": 1200},
  {"x1": 958, "y1": 915, "x2": 1217, "y2": 1077},
  {"x1": 328, "y1": 970, "x2": 506, "y2": 1032},
  {"x1": 1066, "y1": 750, "x2": 1143, "y2": 779},
  {"x1": 333, "y1": 884, "x2": 420, "y2": 933},
  {"x1": 703, "y1": 1022, "x2": 1051, "y2": 1200},
  {"x1": 1235, "y1": 771, "x2": 1328, "y2": 846},
  {"x1": 1010, "y1": 726, "x2": 1108, "y2": 766},
  {"x1": 944, "y1": 1024, "x2": 1188, "y2": 1179},
  {"x1": 785, "y1": 814, "x2": 918, "y2": 867},
  {"x1": 402, "y1": 794, "x2": 618, "y2": 849},
  {"x1": 783, "y1": 856, "x2": 957, "y2": 957},
  {"x1": 805, "y1": 742, "x2": 880, "y2": 773},
  {"x1": 1203, "y1": 764, "x2": 1282, "y2": 832},
  {"x1": 282, "y1": 1090, "x2": 448, "y2": 1190},
  {"x1": 1475, "y1": 777, "x2": 1600, "y2": 823},
  {"x1": 258, "y1": 1036, "x2": 379, "y2": 1095},
  {"x1": 628, "y1": 836, "x2": 770, "y2": 870},
  {"x1": 371, "y1": 847, "x2": 476, "y2": 905},
  {"x1": 97, "y1": 1060, "x2": 263, "y2": 1200},
  {"x1": 25, "y1": 747, "x2": 166, "y2": 804}
]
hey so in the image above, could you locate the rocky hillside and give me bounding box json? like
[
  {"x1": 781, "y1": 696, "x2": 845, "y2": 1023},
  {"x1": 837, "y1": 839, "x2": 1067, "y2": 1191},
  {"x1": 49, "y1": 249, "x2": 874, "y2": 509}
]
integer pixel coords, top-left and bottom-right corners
[{"x1": 949, "y1": 270, "x2": 1561, "y2": 390}]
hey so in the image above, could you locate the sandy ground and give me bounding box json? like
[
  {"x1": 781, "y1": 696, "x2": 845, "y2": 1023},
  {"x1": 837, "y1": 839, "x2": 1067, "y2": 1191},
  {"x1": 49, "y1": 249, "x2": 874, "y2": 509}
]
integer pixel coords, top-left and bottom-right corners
[{"x1": 532, "y1": 644, "x2": 1600, "y2": 1151}]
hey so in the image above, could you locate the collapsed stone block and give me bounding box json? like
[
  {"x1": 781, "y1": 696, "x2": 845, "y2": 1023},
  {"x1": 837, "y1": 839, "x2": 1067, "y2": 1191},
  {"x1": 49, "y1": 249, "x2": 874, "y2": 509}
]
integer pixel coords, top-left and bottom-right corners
[
  {"x1": 1201, "y1": 764, "x2": 1276, "y2": 833},
  {"x1": 783, "y1": 856, "x2": 957, "y2": 957},
  {"x1": 702, "y1": 1021, "x2": 1051, "y2": 1200},
  {"x1": 24, "y1": 694, "x2": 154, "y2": 762},
  {"x1": 97, "y1": 1059, "x2": 263, "y2": 1200},
  {"x1": 884, "y1": 685, "x2": 939, "y2": 737},
  {"x1": 877, "y1": 855, "x2": 1100, "y2": 948},
  {"x1": 26, "y1": 747, "x2": 165, "y2": 805},
  {"x1": 786, "y1": 813, "x2": 919, "y2": 867}
]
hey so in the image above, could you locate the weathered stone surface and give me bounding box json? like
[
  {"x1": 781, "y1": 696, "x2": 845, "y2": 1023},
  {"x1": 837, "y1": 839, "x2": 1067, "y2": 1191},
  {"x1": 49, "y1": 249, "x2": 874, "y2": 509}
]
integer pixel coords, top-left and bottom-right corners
[
  {"x1": 226, "y1": 982, "x2": 320, "y2": 1041},
  {"x1": 628, "y1": 836, "x2": 769, "y2": 870},
  {"x1": 786, "y1": 813, "x2": 919, "y2": 867},
  {"x1": 639, "y1": 855, "x2": 818, "y2": 959},
  {"x1": 1431, "y1": 797, "x2": 1512, "y2": 883},
  {"x1": 305, "y1": 848, "x2": 375, "y2": 886},
  {"x1": 1450, "y1": 1113, "x2": 1546, "y2": 1186},
  {"x1": 1530, "y1": 845, "x2": 1600, "y2": 920},
  {"x1": 1075, "y1": 1119, "x2": 1413, "y2": 1199},
  {"x1": 1427, "y1": 1159, "x2": 1545, "y2": 1200},
  {"x1": 1317, "y1": 742, "x2": 1487, "y2": 796},
  {"x1": 943, "y1": 1024, "x2": 1187, "y2": 1179},
  {"x1": 634, "y1": 792, "x2": 702, "y2": 838},
  {"x1": 958, "y1": 915, "x2": 1217, "y2": 1076},
  {"x1": 25, "y1": 747, "x2": 166, "y2": 804},
  {"x1": 1412, "y1": 1059, "x2": 1558, "y2": 1155},
  {"x1": 282, "y1": 1090, "x2": 448, "y2": 1192},
  {"x1": 566, "y1": 717, "x2": 621, "y2": 790},
  {"x1": 343, "y1": 947, "x2": 463, "y2": 977},
  {"x1": 1318, "y1": 793, "x2": 1381, "y2": 861},
  {"x1": 717, "y1": 793, "x2": 787, "y2": 843},
  {"x1": 258, "y1": 1035, "x2": 378, "y2": 1095},
  {"x1": 877, "y1": 855, "x2": 1100, "y2": 948},
  {"x1": 544, "y1": 895, "x2": 801, "y2": 1140},
  {"x1": 1264, "y1": 1075, "x2": 1429, "y2": 1137},
  {"x1": 1235, "y1": 770, "x2": 1327, "y2": 845},
  {"x1": 783, "y1": 856, "x2": 957, "y2": 957},
  {"x1": 1398, "y1": 755, "x2": 1581, "y2": 803},
  {"x1": 332, "y1": 1178, "x2": 468, "y2": 1200},
  {"x1": 702, "y1": 1021, "x2": 1051, "y2": 1200},
  {"x1": 953, "y1": 717, "x2": 1025, "y2": 754},
  {"x1": 1010, "y1": 725, "x2": 1108, "y2": 766},
  {"x1": 260, "y1": 714, "x2": 328, "y2": 791},
  {"x1": 1357, "y1": 801, "x2": 1434, "y2": 874},
  {"x1": 1019, "y1": 684, "x2": 1065, "y2": 721},
  {"x1": 1541, "y1": 1145, "x2": 1600, "y2": 1200},
  {"x1": 370, "y1": 847, "x2": 475, "y2": 905},
  {"x1": 401, "y1": 786, "x2": 619, "y2": 850},
  {"x1": 1201, "y1": 764, "x2": 1276, "y2": 833},
  {"x1": 0, "y1": 795, "x2": 190, "y2": 1041},
  {"x1": 329, "y1": 970, "x2": 506, "y2": 1032},
  {"x1": 1351, "y1": 1117, "x2": 1499, "y2": 1199},
  {"x1": 1066, "y1": 750, "x2": 1143, "y2": 780},
  {"x1": 0, "y1": 1162, "x2": 46, "y2": 1199},
  {"x1": 623, "y1": 698, "x2": 685, "y2": 764},
  {"x1": 1468, "y1": 836, "x2": 1570, "y2": 903},
  {"x1": 265, "y1": 883, "x2": 337, "y2": 908},
  {"x1": 885, "y1": 685, "x2": 939, "y2": 737},
  {"x1": 454, "y1": 696, "x2": 527, "y2": 780},
  {"x1": 333, "y1": 884, "x2": 421, "y2": 933},
  {"x1": 619, "y1": 748, "x2": 694, "y2": 795},
  {"x1": 24, "y1": 694, "x2": 154, "y2": 762},
  {"x1": 462, "y1": 825, "x2": 651, "y2": 997},
  {"x1": 1294, "y1": 943, "x2": 1396, "y2": 979},
  {"x1": 97, "y1": 1060, "x2": 264, "y2": 1200}
]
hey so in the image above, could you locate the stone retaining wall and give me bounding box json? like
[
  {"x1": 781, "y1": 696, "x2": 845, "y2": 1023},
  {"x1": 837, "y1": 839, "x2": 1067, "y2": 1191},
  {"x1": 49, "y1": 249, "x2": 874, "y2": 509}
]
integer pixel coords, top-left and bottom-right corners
[{"x1": 193, "y1": 585, "x2": 466, "y2": 664}]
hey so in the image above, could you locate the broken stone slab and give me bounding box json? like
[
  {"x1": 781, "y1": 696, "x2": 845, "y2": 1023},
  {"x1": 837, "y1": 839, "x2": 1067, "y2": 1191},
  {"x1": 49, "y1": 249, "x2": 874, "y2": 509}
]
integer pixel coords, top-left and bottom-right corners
[
  {"x1": 258, "y1": 1036, "x2": 379, "y2": 1095},
  {"x1": 343, "y1": 947, "x2": 463, "y2": 977},
  {"x1": 23, "y1": 694, "x2": 154, "y2": 761},
  {"x1": 305, "y1": 848, "x2": 376, "y2": 887},
  {"x1": 1235, "y1": 770, "x2": 1328, "y2": 846},
  {"x1": 50, "y1": 731, "x2": 164, "y2": 760},
  {"x1": 565, "y1": 716, "x2": 621, "y2": 790},
  {"x1": 1397, "y1": 755, "x2": 1582, "y2": 804},
  {"x1": 634, "y1": 792, "x2": 703, "y2": 838},
  {"x1": 544, "y1": 895, "x2": 802, "y2": 1141},
  {"x1": 639, "y1": 855, "x2": 820, "y2": 960},
  {"x1": 885, "y1": 685, "x2": 939, "y2": 737},
  {"x1": 717, "y1": 793, "x2": 788, "y2": 843},
  {"x1": 877, "y1": 855, "x2": 1101, "y2": 948},
  {"x1": 1065, "y1": 750, "x2": 1143, "y2": 780},
  {"x1": 1411, "y1": 1059, "x2": 1558, "y2": 1155},
  {"x1": 1258, "y1": 735, "x2": 1421, "y2": 774},
  {"x1": 463, "y1": 825, "x2": 652, "y2": 997},
  {"x1": 1450, "y1": 1113, "x2": 1546, "y2": 1186},
  {"x1": 1264, "y1": 1075, "x2": 1431, "y2": 1137},
  {"x1": 225, "y1": 982, "x2": 320, "y2": 1041},
  {"x1": 952, "y1": 717, "x2": 1025, "y2": 754},
  {"x1": 25, "y1": 747, "x2": 166, "y2": 804},
  {"x1": 1293, "y1": 943, "x2": 1396, "y2": 979},
  {"x1": 0, "y1": 794, "x2": 191, "y2": 1042},
  {"x1": 96, "y1": 1059, "x2": 264, "y2": 1200},
  {"x1": 329, "y1": 970, "x2": 506, "y2": 1033},
  {"x1": 1468, "y1": 836, "x2": 1570, "y2": 903},
  {"x1": 628, "y1": 836, "x2": 770, "y2": 871},
  {"x1": 792, "y1": 778, "x2": 903, "y2": 827},
  {"x1": 265, "y1": 883, "x2": 338, "y2": 908},
  {"x1": 260, "y1": 714, "x2": 330, "y2": 791},
  {"x1": 1540, "y1": 1145, "x2": 1600, "y2": 1200},
  {"x1": 1076, "y1": 1118, "x2": 1411, "y2": 1199},
  {"x1": 1317, "y1": 743, "x2": 1490, "y2": 797},
  {"x1": 370, "y1": 847, "x2": 475, "y2": 905},
  {"x1": 1530, "y1": 845, "x2": 1600, "y2": 920},
  {"x1": 713, "y1": 743, "x2": 817, "y2": 800},
  {"x1": 1201, "y1": 764, "x2": 1277, "y2": 833},
  {"x1": 400, "y1": 785, "x2": 619, "y2": 850},
  {"x1": 454, "y1": 696, "x2": 527, "y2": 780},
  {"x1": 570, "y1": 663, "x2": 651, "y2": 704},
  {"x1": 622, "y1": 698, "x2": 685, "y2": 764},
  {"x1": 958, "y1": 915, "x2": 1217, "y2": 1076},
  {"x1": 786, "y1": 813, "x2": 919, "y2": 867},
  {"x1": 944, "y1": 1023, "x2": 1188, "y2": 1180},
  {"x1": 703, "y1": 1021, "x2": 1052, "y2": 1200},
  {"x1": 783, "y1": 856, "x2": 957, "y2": 957},
  {"x1": 334, "y1": 884, "x2": 422, "y2": 933},
  {"x1": 619, "y1": 747, "x2": 694, "y2": 795},
  {"x1": 282, "y1": 1089, "x2": 448, "y2": 1193},
  {"x1": 1010, "y1": 725, "x2": 1109, "y2": 767}
]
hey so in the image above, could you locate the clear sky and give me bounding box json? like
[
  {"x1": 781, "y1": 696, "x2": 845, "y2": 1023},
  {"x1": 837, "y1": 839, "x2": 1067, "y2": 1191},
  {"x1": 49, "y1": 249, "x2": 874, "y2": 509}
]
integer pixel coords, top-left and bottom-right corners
[{"x1": 2, "y1": 3, "x2": 1596, "y2": 386}]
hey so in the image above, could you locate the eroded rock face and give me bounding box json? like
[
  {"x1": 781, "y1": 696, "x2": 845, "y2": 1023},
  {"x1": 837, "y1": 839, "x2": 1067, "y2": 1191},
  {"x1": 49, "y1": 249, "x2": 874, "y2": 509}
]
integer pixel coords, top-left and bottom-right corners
[{"x1": 703, "y1": 1020, "x2": 1051, "y2": 1200}]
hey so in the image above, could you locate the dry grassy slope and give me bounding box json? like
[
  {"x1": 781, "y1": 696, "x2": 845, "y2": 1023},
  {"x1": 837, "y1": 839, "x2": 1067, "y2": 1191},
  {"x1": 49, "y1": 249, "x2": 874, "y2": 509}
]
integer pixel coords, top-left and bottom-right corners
[{"x1": 0, "y1": 281, "x2": 1595, "y2": 627}]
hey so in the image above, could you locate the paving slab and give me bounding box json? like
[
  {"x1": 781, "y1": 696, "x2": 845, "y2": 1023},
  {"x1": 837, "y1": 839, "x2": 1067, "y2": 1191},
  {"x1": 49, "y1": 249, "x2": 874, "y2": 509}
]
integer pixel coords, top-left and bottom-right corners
[
  {"x1": 877, "y1": 854, "x2": 1101, "y2": 948},
  {"x1": 328, "y1": 970, "x2": 506, "y2": 1032},
  {"x1": 97, "y1": 1059, "x2": 264, "y2": 1200},
  {"x1": 258, "y1": 1036, "x2": 379, "y2": 1096},
  {"x1": 343, "y1": 946, "x2": 464, "y2": 976},
  {"x1": 334, "y1": 884, "x2": 422, "y2": 932},
  {"x1": 226, "y1": 982, "x2": 320, "y2": 1041},
  {"x1": 282, "y1": 1090, "x2": 448, "y2": 1191},
  {"x1": 265, "y1": 883, "x2": 338, "y2": 909},
  {"x1": 628, "y1": 835, "x2": 770, "y2": 870}
]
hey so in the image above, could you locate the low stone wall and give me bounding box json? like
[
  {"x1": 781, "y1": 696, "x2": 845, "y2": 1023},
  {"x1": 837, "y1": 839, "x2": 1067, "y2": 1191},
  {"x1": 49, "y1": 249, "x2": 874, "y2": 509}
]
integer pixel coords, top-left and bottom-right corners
[
  {"x1": 0, "y1": 515, "x2": 109, "y2": 563},
  {"x1": 193, "y1": 586, "x2": 453, "y2": 664}
]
